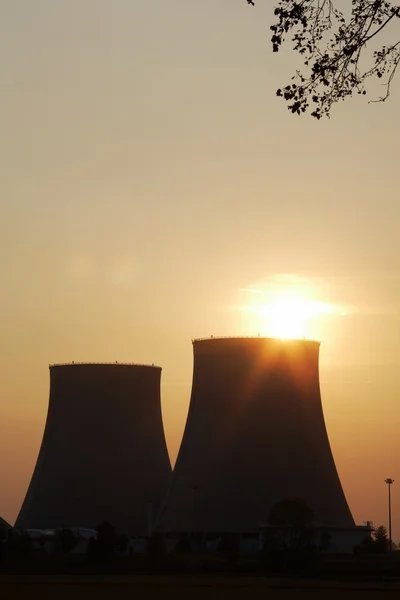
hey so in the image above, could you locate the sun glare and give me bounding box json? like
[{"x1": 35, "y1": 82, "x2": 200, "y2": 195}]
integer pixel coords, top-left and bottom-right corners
[
  {"x1": 239, "y1": 281, "x2": 337, "y2": 340},
  {"x1": 263, "y1": 296, "x2": 335, "y2": 339},
  {"x1": 265, "y1": 297, "x2": 309, "y2": 339}
]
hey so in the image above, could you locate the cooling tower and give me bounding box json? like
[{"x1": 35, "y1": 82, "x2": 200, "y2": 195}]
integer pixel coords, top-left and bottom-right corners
[
  {"x1": 157, "y1": 337, "x2": 354, "y2": 534},
  {"x1": 0, "y1": 516, "x2": 12, "y2": 531},
  {"x1": 15, "y1": 363, "x2": 171, "y2": 535}
]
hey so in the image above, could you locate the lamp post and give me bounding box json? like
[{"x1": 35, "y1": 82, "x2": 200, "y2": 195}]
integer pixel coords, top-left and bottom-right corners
[{"x1": 384, "y1": 478, "x2": 394, "y2": 552}]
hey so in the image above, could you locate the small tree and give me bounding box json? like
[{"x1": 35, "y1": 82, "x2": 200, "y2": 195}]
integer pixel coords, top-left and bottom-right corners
[
  {"x1": 174, "y1": 532, "x2": 191, "y2": 555},
  {"x1": 218, "y1": 533, "x2": 240, "y2": 569},
  {"x1": 373, "y1": 524, "x2": 389, "y2": 553},
  {"x1": 265, "y1": 499, "x2": 317, "y2": 572},
  {"x1": 269, "y1": 498, "x2": 315, "y2": 551},
  {"x1": 319, "y1": 532, "x2": 332, "y2": 552},
  {"x1": 260, "y1": 527, "x2": 282, "y2": 571},
  {"x1": 116, "y1": 534, "x2": 129, "y2": 554},
  {"x1": 5, "y1": 531, "x2": 32, "y2": 560},
  {"x1": 353, "y1": 534, "x2": 376, "y2": 556},
  {"x1": 0, "y1": 528, "x2": 6, "y2": 562},
  {"x1": 147, "y1": 532, "x2": 166, "y2": 569},
  {"x1": 94, "y1": 521, "x2": 117, "y2": 563},
  {"x1": 55, "y1": 528, "x2": 79, "y2": 554}
]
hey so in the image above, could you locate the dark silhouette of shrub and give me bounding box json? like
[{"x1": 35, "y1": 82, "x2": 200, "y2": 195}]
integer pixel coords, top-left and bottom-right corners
[
  {"x1": 4, "y1": 530, "x2": 32, "y2": 560},
  {"x1": 147, "y1": 532, "x2": 166, "y2": 569},
  {"x1": 261, "y1": 499, "x2": 318, "y2": 573},
  {"x1": 218, "y1": 533, "x2": 240, "y2": 569},
  {"x1": 116, "y1": 534, "x2": 129, "y2": 554},
  {"x1": 174, "y1": 532, "x2": 191, "y2": 555},
  {"x1": 55, "y1": 528, "x2": 79, "y2": 554},
  {"x1": 87, "y1": 521, "x2": 117, "y2": 564},
  {"x1": 319, "y1": 532, "x2": 332, "y2": 552},
  {"x1": 373, "y1": 525, "x2": 389, "y2": 554},
  {"x1": 353, "y1": 534, "x2": 376, "y2": 556}
]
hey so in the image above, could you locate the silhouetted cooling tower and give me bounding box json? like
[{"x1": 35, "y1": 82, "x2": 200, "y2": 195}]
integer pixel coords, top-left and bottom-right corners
[
  {"x1": 157, "y1": 337, "x2": 354, "y2": 534},
  {"x1": 16, "y1": 363, "x2": 171, "y2": 534},
  {"x1": 0, "y1": 516, "x2": 12, "y2": 531}
]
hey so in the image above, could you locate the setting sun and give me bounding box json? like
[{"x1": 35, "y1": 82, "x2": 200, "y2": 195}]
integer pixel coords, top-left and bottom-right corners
[
  {"x1": 262, "y1": 296, "x2": 336, "y2": 339},
  {"x1": 263, "y1": 297, "x2": 311, "y2": 339},
  {"x1": 238, "y1": 279, "x2": 338, "y2": 340}
]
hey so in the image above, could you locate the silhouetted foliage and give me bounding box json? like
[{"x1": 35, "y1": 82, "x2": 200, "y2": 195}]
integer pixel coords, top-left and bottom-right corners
[
  {"x1": 319, "y1": 531, "x2": 332, "y2": 552},
  {"x1": 260, "y1": 527, "x2": 282, "y2": 570},
  {"x1": 218, "y1": 533, "x2": 240, "y2": 569},
  {"x1": 55, "y1": 528, "x2": 79, "y2": 554},
  {"x1": 90, "y1": 521, "x2": 117, "y2": 563},
  {"x1": 269, "y1": 498, "x2": 315, "y2": 550},
  {"x1": 174, "y1": 532, "x2": 192, "y2": 555},
  {"x1": 3, "y1": 530, "x2": 32, "y2": 560},
  {"x1": 0, "y1": 528, "x2": 6, "y2": 562},
  {"x1": 86, "y1": 536, "x2": 98, "y2": 561},
  {"x1": 246, "y1": 1, "x2": 400, "y2": 117},
  {"x1": 18, "y1": 532, "x2": 32, "y2": 557},
  {"x1": 373, "y1": 524, "x2": 390, "y2": 553},
  {"x1": 353, "y1": 525, "x2": 390, "y2": 555},
  {"x1": 262, "y1": 499, "x2": 317, "y2": 572},
  {"x1": 353, "y1": 534, "x2": 376, "y2": 556},
  {"x1": 116, "y1": 534, "x2": 129, "y2": 554},
  {"x1": 147, "y1": 532, "x2": 166, "y2": 569}
]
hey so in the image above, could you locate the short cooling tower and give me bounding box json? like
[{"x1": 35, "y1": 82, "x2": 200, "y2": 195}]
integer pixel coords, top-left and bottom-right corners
[
  {"x1": 157, "y1": 337, "x2": 354, "y2": 534},
  {"x1": 0, "y1": 516, "x2": 12, "y2": 531},
  {"x1": 15, "y1": 363, "x2": 171, "y2": 535}
]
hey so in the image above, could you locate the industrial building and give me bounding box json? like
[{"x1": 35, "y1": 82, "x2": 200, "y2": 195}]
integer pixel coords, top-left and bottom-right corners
[
  {"x1": 156, "y1": 337, "x2": 359, "y2": 547},
  {"x1": 15, "y1": 363, "x2": 171, "y2": 535}
]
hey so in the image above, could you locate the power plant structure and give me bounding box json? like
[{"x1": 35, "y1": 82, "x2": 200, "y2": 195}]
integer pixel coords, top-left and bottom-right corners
[
  {"x1": 156, "y1": 337, "x2": 356, "y2": 543},
  {"x1": 0, "y1": 516, "x2": 12, "y2": 532},
  {"x1": 15, "y1": 363, "x2": 171, "y2": 536}
]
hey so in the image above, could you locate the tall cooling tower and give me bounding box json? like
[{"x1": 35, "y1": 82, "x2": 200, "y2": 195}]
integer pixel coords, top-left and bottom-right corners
[
  {"x1": 16, "y1": 363, "x2": 171, "y2": 535},
  {"x1": 157, "y1": 337, "x2": 354, "y2": 534}
]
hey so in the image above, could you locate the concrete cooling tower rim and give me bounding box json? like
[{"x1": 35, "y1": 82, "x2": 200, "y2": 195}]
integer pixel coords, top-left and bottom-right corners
[
  {"x1": 49, "y1": 362, "x2": 161, "y2": 369},
  {"x1": 192, "y1": 336, "x2": 321, "y2": 345}
]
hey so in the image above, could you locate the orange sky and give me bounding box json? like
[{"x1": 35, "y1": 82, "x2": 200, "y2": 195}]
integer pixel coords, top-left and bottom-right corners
[{"x1": 0, "y1": 1, "x2": 399, "y2": 540}]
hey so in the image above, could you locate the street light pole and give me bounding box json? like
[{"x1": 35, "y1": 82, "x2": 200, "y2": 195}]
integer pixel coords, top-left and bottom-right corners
[{"x1": 384, "y1": 478, "x2": 394, "y2": 552}]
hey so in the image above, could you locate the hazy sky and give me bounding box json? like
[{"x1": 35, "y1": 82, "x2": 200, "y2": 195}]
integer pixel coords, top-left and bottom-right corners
[{"x1": 1, "y1": 1, "x2": 399, "y2": 540}]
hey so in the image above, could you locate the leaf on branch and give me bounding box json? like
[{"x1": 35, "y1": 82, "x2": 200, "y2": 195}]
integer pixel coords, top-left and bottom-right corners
[{"x1": 246, "y1": 0, "x2": 400, "y2": 117}]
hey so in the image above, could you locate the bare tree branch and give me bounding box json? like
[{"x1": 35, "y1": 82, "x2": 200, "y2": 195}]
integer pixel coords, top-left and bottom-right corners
[{"x1": 247, "y1": 1, "x2": 400, "y2": 118}]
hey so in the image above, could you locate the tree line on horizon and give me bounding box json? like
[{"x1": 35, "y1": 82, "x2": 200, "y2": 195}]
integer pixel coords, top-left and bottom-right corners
[{"x1": 1, "y1": 499, "x2": 398, "y2": 573}]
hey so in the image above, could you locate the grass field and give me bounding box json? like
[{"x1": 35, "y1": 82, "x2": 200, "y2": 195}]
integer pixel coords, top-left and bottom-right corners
[{"x1": 1, "y1": 576, "x2": 400, "y2": 599}]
